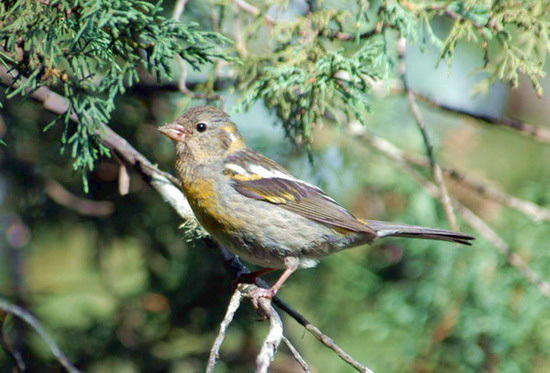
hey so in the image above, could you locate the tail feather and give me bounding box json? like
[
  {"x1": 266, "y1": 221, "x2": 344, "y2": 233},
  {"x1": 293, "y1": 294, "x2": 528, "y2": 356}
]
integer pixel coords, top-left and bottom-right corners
[{"x1": 365, "y1": 220, "x2": 475, "y2": 246}]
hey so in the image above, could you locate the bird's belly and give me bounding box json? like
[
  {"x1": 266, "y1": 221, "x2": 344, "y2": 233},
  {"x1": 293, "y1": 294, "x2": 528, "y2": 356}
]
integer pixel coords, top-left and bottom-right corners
[{"x1": 193, "y1": 195, "x2": 364, "y2": 269}]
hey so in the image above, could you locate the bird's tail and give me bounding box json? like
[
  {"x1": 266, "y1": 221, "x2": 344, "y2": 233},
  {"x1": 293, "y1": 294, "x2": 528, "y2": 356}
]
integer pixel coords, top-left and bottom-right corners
[{"x1": 364, "y1": 220, "x2": 474, "y2": 245}]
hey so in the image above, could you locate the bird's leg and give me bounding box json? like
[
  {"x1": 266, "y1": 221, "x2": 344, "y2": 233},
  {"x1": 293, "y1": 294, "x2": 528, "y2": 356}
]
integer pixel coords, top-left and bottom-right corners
[
  {"x1": 232, "y1": 267, "x2": 276, "y2": 290},
  {"x1": 249, "y1": 257, "x2": 299, "y2": 309}
]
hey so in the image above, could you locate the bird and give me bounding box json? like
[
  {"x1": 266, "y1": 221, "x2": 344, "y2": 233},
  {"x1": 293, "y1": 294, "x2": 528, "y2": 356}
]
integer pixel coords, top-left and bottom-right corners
[{"x1": 159, "y1": 106, "x2": 474, "y2": 306}]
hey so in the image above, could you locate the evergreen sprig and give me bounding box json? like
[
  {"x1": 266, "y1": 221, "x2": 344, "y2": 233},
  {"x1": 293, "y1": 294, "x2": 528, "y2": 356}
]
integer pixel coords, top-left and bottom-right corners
[
  {"x1": 403, "y1": 0, "x2": 549, "y2": 96},
  {"x1": 230, "y1": 0, "x2": 548, "y2": 145},
  {"x1": 236, "y1": 9, "x2": 386, "y2": 144},
  {"x1": 238, "y1": 42, "x2": 385, "y2": 143},
  {"x1": 0, "y1": 0, "x2": 232, "y2": 191}
]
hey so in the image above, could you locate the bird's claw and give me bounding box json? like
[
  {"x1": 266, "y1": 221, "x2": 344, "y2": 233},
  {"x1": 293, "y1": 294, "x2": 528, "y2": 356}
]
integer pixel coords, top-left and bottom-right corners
[{"x1": 249, "y1": 287, "x2": 275, "y2": 310}]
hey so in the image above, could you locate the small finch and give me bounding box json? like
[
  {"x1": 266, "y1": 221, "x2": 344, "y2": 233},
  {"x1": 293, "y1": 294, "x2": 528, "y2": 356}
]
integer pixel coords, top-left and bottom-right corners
[{"x1": 159, "y1": 106, "x2": 474, "y2": 305}]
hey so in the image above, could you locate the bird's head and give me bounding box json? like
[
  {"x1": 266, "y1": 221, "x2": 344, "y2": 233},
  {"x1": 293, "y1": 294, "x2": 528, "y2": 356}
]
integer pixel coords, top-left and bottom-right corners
[{"x1": 158, "y1": 106, "x2": 246, "y2": 163}]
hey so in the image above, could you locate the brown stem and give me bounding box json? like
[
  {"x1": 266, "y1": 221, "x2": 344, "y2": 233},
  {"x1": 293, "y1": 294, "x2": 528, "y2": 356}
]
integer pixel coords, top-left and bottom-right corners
[
  {"x1": 352, "y1": 126, "x2": 550, "y2": 298},
  {"x1": 397, "y1": 36, "x2": 458, "y2": 231},
  {"x1": 416, "y1": 93, "x2": 550, "y2": 144}
]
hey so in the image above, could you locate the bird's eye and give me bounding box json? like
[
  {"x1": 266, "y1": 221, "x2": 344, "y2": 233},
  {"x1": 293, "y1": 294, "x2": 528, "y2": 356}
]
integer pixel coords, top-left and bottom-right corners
[{"x1": 196, "y1": 122, "x2": 207, "y2": 132}]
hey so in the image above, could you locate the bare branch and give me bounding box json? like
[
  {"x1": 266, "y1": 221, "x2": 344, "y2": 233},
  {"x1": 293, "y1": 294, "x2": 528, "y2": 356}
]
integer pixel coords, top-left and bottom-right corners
[
  {"x1": 208, "y1": 286, "x2": 310, "y2": 373},
  {"x1": 172, "y1": 0, "x2": 189, "y2": 93},
  {"x1": 217, "y1": 245, "x2": 374, "y2": 373},
  {"x1": 254, "y1": 297, "x2": 284, "y2": 373},
  {"x1": 44, "y1": 179, "x2": 115, "y2": 216},
  {"x1": 416, "y1": 93, "x2": 550, "y2": 144},
  {"x1": 232, "y1": 0, "x2": 379, "y2": 41},
  {"x1": 0, "y1": 298, "x2": 81, "y2": 373},
  {"x1": 206, "y1": 289, "x2": 243, "y2": 373},
  {"x1": 354, "y1": 126, "x2": 550, "y2": 223},
  {"x1": 423, "y1": 161, "x2": 550, "y2": 223},
  {"x1": 352, "y1": 126, "x2": 550, "y2": 297},
  {"x1": 282, "y1": 336, "x2": 311, "y2": 372},
  {"x1": 397, "y1": 36, "x2": 458, "y2": 231},
  {"x1": 233, "y1": 0, "x2": 276, "y2": 25},
  {"x1": 374, "y1": 80, "x2": 550, "y2": 145},
  {"x1": 172, "y1": 0, "x2": 188, "y2": 20},
  {"x1": 171, "y1": 0, "x2": 224, "y2": 103}
]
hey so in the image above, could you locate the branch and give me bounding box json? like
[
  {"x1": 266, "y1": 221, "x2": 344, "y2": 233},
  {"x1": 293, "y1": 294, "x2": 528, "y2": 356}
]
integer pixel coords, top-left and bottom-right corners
[
  {"x1": 350, "y1": 125, "x2": 550, "y2": 297},
  {"x1": 232, "y1": 0, "x2": 379, "y2": 41},
  {"x1": 456, "y1": 205, "x2": 550, "y2": 297},
  {"x1": 282, "y1": 336, "x2": 311, "y2": 372},
  {"x1": 416, "y1": 93, "x2": 550, "y2": 145},
  {"x1": 233, "y1": 0, "x2": 276, "y2": 25},
  {"x1": 44, "y1": 179, "x2": 115, "y2": 217},
  {"x1": 376, "y1": 81, "x2": 550, "y2": 146},
  {"x1": 172, "y1": 0, "x2": 190, "y2": 94},
  {"x1": 1, "y1": 65, "x2": 374, "y2": 373},
  {"x1": 0, "y1": 298, "x2": 81, "y2": 373},
  {"x1": 171, "y1": 0, "x2": 224, "y2": 103},
  {"x1": 414, "y1": 158, "x2": 550, "y2": 223},
  {"x1": 255, "y1": 296, "x2": 284, "y2": 373},
  {"x1": 397, "y1": 36, "x2": 458, "y2": 231},
  {"x1": 351, "y1": 118, "x2": 550, "y2": 223},
  {"x1": 217, "y1": 243, "x2": 374, "y2": 373},
  {"x1": 206, "y1": 288, "x2": 243, "y2": 373}
]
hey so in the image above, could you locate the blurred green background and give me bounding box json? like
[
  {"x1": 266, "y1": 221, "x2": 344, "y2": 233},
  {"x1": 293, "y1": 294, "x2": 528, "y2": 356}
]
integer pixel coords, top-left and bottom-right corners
[{"x1": 1, "y1": 0, "x2": 550, "y2": 372}]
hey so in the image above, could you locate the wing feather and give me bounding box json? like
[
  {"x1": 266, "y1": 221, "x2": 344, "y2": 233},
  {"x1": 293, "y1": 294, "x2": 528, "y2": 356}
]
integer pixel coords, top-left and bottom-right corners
[{"x1": 224, "y1": 151, "x2": 375, "y2": 235}]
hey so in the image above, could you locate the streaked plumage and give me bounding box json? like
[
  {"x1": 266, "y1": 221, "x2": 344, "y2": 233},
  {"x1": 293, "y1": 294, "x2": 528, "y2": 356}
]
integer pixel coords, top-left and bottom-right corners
[{"x1": 159, "y1": 106, "x2": 474, "y2": 301}]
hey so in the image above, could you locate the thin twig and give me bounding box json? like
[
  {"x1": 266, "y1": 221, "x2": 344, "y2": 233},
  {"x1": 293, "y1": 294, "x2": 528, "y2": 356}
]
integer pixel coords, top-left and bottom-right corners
[
  {"x1": 0, "y1": 298, "x2": 81, "y2": 373},
  {"x1": 217, "y1": 245, "x2": 374, "y2": 373},
  {"x1": 233, "y1": 0, "x2": 276, "y2": 25},
  {"x1": 172, "y1": 0, "x2": 223, "y2": 103},
  {"x1": 233, "y1": 0, "x2": 379, "y2": 41},
  {"x1": 328, "y1": 29, "x2": 379, "y2": 41},
  {"x1": 206, "y1": 289, "x2": 243, "y2": 373},
  {"x1": 172, "y1": 0, "x2": 190, "y2": 93},
  {"x1": 416, "y1": 93, "x2": 550, "y2": 144},
  {"x1": 282, "y1": 336, "x2": 311, "y2": 373},
  {"x1": 456, "y1": 205, "x2": 550, "y2": 296},
  {"x1": 354, "y1": 126, "x2": 550, "y2": 223},
  {"x1": 415, "y1": 158, "x2": 550, "y2": 223},
  {"x1": 1, "y1": 65, "x2": 375, "y2": 373},
  {"x1": 44, "y1": 179, "x2": 115, "y2": 216},
  {"x1": 209, "y1": 286, "x2": 309, "y2": 373},
  {"x1": 233, "y1": 3, "x2": 247, "y2": 57},
  {"x1": 352, "y1": 125, "x2": 550, "y2": 297},
  {"x1": 397, "y1": 36, "x2": 458, "y2": 231},
  {"x1": 129, "y1": 78, "x2": 550, "y2": 146},
  {"x1": 255, "y1": 297, "x2": 284, "y2": 373}
]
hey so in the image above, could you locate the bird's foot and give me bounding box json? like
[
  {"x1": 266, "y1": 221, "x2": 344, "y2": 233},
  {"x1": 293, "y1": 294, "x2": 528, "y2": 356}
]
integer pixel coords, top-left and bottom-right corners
[
  {"x1": 248, "y1": 287, "x2": 276, "y2": 310},
  {"x1": 231, "y1": 268, "x2": 275, "y2": 291}
]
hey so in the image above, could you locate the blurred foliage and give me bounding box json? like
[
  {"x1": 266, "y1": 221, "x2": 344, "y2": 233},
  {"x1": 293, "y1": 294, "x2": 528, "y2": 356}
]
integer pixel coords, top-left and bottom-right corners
[{"x1": 1, "y1": 0, "x2": 550, "y2": 372}]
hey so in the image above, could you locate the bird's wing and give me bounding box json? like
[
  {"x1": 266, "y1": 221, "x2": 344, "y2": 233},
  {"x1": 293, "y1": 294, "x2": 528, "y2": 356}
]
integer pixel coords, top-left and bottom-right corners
[{"x1": 223, "y1": 150, "x2": 376, "y2": 235}]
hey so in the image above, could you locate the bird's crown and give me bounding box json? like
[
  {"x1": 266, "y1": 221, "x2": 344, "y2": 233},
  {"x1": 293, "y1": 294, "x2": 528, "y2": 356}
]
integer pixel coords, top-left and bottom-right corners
[{"x1": 158, "y1": 106, "x2": 246, "y2": 163}]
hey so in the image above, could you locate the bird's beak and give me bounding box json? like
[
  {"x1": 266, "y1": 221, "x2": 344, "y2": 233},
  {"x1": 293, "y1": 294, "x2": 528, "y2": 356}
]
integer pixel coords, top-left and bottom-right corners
[{"x1": 158, "y1": 123, "x2": 190, "y2": 142}]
